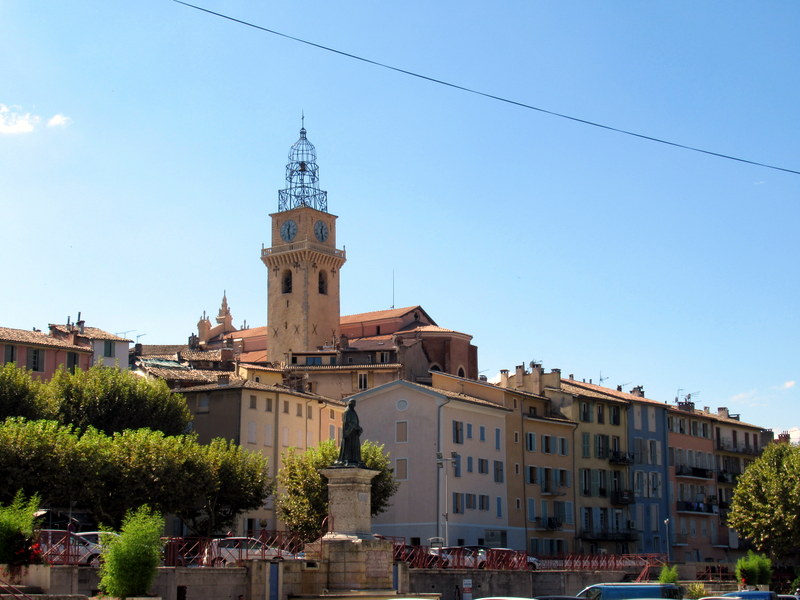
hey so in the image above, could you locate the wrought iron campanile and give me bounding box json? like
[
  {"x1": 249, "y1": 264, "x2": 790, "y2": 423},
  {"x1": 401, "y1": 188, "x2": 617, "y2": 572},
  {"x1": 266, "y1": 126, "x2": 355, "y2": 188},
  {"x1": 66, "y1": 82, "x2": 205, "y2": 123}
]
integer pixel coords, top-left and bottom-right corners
[{"x1": 277, "y1": 125, "x2": 328, "y2": 212}]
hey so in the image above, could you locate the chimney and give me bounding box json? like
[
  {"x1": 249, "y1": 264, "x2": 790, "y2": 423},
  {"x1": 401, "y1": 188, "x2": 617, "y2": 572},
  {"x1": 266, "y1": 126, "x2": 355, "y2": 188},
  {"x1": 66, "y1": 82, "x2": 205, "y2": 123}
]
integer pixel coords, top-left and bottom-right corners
[
  {"x1": 630, "y1": 386, "x2": 645, "y2": 398},
  {"x1": 516, "y1": 364, "x2": 525, "y2": 380},
  {"x1": 617, "y1": 385, "x2": 622, "y2": 391},
  {"x1": 217, "y1": 374, "x2": 230, "y2": 385},
  {"x1": 717, "y1": 407, "x2": 730, "y2": 419},
  {"x1": 777, "y1": 431, "x2": 790, "y2": 444},
  {"x1": 76, "y1": 311, "x2": 85, "y2": 334},
  {"x1": 569, "y1": 374, "x2": 574, "y2": 380},
  {"x1": 500, "y1": 369, "x2": 509, "y2": 388}
]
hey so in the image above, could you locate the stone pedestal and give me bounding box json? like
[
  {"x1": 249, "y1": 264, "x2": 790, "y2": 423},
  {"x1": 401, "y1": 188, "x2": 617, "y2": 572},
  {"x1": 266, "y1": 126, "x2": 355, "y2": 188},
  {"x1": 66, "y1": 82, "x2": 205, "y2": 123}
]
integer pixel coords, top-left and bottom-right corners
[{"x1": 320, "y1": 467, "x2": 379, "y2": 539}]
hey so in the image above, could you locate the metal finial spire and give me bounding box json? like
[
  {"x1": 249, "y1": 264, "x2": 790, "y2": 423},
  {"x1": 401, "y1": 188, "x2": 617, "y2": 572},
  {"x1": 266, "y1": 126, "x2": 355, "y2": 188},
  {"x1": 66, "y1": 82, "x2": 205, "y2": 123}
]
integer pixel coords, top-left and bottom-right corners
[{"x1": 277, "y1": 120, "x2": 328, "y2": 212}]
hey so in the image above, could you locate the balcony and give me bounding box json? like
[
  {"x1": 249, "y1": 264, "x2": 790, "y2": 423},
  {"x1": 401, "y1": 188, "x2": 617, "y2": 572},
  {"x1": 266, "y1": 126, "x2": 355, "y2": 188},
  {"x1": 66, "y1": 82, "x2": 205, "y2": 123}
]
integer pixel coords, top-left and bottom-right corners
[
  {"x1": 677, "y1": 500, "x2": 716, "y2": 515},
  {"x1": 675, "y1": 464, "x2": 714, "y2": 479},
  {"x1": 717, "y1": 471, "x2": 740, "y2": 484},
  {"x1": 578, "y1": 527, "x2": 638, "y2": 542},
  {"x1": 609, "y1": 451, "x2": 634, "y2": 465},
  {"x1": 545, "y1": 517, "x2": 563, "y2": 530},
  {"x1": 540, "y1": 484, "x2": 566, "y2": 497},
  {"x1": 610, "y1": 490, "x2": 635, "y2": 505},
  {"x1": 716, "y1": 438, "x2": 759, "y2": 456}
]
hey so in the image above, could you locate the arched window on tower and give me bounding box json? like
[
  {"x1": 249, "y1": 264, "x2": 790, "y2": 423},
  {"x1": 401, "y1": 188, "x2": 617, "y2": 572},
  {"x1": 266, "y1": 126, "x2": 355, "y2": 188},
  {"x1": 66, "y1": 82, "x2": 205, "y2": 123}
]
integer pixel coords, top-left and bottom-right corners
[
  {"x1": 282, "y1": 269, "x2": 293, "y2": 294},
  {"x1": 458, "y1": 367, "x2": 466, "y2": 378},
  {"x1": 318, "y1": 270, "x2": 328, "y2": 295}
]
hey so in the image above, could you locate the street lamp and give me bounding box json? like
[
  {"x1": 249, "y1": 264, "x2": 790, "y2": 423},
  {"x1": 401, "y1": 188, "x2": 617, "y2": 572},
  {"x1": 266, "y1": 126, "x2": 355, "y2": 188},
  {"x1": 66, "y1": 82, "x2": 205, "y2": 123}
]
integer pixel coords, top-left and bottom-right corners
[
  {"x1": 437, "y1": 451, "x2": 457, "y2": 546},
  {"x1": 663, "y1": 518, "x2": 671, "y2": 563}
]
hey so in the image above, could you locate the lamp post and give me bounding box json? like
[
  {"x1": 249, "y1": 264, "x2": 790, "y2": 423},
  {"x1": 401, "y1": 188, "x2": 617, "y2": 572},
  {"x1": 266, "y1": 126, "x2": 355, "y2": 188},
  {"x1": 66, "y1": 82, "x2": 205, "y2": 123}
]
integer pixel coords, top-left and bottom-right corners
[
  {"x1": 437, "y1": 452, "x2": 456, "y2": 546},
  {"x1": 663, "y1": 518, "x2": 671, "y2": 563}
]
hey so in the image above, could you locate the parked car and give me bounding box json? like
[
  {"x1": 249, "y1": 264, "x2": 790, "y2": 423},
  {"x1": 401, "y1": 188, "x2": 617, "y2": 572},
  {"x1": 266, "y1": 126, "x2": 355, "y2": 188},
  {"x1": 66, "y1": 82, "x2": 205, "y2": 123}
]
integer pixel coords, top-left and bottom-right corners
[
  {"x1": 74, "y1": 531, "x2": 119, "y2": 565},
  {"x1": 723, "y1": 591, "x2": 777, "y2": 600},
  {"x1": 37, "y1": 529, "x2": 95, "y2": 565},
  {"x1": 484, "y1": 547, "x2": 540, "y2": 570},
  {"x1": 429, "y1": 546, "x2": 487, "y2": 569},
  {"x1": 205, "y1": 537, "x2": 296, "y2": 566},
  {"x1": 576, "y1": 583, "x2": 683, "y2": 600}
]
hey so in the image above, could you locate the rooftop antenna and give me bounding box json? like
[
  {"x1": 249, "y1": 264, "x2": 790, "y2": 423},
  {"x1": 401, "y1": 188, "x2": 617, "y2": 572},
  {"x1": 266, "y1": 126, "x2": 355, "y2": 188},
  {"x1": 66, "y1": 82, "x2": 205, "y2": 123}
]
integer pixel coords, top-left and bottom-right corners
[
  {"x1": 136, "y1": 334, "x2": 147, "y2": 343},
  {"x1": 115, "y1": 330, "x2": 136, "y2": 337},
  {"x1": 599, "y1": 371, "x2": 610, "y2": 385},
  {"x1": 676, "y1": 388, "x2": 684, "y2": 402}
]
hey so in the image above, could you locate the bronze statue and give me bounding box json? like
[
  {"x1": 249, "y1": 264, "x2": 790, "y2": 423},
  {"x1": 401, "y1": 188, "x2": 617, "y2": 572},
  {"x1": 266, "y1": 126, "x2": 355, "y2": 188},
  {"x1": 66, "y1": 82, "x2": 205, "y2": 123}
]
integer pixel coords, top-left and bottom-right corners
[{"x1": 335, "y1": 398, "x2": 364, "y2": 467}]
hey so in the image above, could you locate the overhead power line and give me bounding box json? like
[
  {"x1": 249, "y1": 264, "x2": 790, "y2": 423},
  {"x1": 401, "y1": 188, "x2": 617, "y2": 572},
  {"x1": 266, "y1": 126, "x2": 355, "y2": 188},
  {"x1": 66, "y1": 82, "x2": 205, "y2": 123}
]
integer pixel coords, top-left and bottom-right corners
[{"x1": 172, "y1": 0, "x2": 799, "y2": 176}]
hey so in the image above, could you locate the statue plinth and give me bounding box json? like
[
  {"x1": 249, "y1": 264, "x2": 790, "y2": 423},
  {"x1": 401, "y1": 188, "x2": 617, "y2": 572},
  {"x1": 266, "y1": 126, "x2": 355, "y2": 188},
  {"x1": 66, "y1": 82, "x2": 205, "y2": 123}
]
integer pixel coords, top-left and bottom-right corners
[{"x1": 320, "y1": 466, "x2": 378, "y2": 539}]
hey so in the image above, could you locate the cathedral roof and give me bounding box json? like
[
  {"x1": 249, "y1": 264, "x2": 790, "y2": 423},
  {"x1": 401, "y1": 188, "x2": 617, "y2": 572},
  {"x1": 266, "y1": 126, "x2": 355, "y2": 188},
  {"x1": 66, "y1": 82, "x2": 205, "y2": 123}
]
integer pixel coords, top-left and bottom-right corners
[{"x1": 340, "y1": 305, "x2": 435, "y2": 326}]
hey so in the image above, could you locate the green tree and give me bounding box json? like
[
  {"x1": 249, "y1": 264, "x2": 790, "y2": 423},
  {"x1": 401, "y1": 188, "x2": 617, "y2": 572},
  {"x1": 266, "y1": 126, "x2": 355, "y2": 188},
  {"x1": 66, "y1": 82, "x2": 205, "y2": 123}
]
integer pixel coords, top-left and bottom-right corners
[
  {"x1": 98, "y1": 506, "x2": 164, "y2": 599},
  {"x1": 728, "y1": 442, "x2": 800, "y2": 559},
  {"x1": 45, "y1": 364, "x2": 192, "y2": 436},
  {"x1": 736, "y1": 551, "x2": 773, "y2": 586},
  {"x1": 276, "y1": 439, "x2": 398, "y2": 541},
  {"x1": 183, "y1": 438, "x2": 272, "y2": 537},
  {"x1": 0, "y1": 362, "x2": 52, "y2": 421}
]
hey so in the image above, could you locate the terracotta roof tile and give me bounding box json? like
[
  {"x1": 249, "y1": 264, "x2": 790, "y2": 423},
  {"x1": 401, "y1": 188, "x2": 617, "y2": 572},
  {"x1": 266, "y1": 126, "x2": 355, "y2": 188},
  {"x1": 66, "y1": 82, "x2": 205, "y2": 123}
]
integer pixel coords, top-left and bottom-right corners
[
  {"x1": 0, "y1": 326, "x2": 92, "y2": 352},
  {"x1": 340, "y1": 306, "x2": 424, "y2": 325},
  {"x1": 49, "y1": 325, "x2": 132, "y2": 342},
  {"x1": 136, "y1": 345, "x2": 188, "y2": 357}
]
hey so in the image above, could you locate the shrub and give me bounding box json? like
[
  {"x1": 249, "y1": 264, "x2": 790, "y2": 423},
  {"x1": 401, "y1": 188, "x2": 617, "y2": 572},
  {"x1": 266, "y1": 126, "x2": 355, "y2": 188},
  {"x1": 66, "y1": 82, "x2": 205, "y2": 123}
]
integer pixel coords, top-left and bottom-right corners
[
  {"x1": 0, "y1": 490, "x2": 42, "y2": 572},
  {"x1": 659, "y1": 564, "x2": 679, "y2": 584},
  {"x1": 98, "y1": 506, "x2": 164, "y2": 599},
  {"x1": 736, "y1": 551, "x2": 772, "y2": 586},
  {"x1": 686, "y1": 582, "x2": 706, "y2": 599}
]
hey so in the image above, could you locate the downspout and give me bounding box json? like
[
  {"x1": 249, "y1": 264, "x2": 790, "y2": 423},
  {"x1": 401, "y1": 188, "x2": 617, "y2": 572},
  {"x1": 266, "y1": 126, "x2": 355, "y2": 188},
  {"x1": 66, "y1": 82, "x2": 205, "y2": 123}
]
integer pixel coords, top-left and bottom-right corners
[{"x1": 436, "y1": 393, "x2": 452, "y2": 542}]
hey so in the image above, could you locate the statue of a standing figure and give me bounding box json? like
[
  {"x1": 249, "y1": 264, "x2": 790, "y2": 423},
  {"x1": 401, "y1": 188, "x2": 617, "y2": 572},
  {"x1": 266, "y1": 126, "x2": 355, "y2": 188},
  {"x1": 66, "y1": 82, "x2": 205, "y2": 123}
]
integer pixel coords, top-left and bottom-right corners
[{"x1": 336, "y1": 398, "x2": 364, "y2": 467}]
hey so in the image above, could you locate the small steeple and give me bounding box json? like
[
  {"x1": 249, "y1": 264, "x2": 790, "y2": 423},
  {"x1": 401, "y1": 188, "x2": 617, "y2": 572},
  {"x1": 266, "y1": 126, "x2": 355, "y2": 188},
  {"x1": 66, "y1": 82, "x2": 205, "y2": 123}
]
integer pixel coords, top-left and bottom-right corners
[{"x1": 278, "y1": 119, "x2": 328, "y2": 212}]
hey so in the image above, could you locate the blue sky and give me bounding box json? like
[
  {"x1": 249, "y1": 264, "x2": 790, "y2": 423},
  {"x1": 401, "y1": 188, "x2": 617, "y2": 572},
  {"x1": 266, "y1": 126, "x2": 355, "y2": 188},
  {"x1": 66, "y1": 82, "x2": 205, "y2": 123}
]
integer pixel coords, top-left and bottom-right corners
[{"x1": 2, "y1": 1, "x2": 798, "y2": 438}]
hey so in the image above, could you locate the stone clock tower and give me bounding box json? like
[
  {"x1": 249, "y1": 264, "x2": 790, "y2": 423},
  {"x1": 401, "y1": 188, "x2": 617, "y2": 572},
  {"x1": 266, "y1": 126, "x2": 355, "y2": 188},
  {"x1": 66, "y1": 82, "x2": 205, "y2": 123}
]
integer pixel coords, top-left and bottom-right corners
[{"x1": 261, "y1": 125, "x2": 346, "y2": 366}]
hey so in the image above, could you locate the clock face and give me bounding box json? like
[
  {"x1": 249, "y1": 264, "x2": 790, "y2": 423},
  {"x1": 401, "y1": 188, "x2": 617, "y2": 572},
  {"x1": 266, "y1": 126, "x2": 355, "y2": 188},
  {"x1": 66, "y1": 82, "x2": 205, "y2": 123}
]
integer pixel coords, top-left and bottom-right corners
[
  {"x1": 280, "y1": 219, "x2": 298, "y2": 242},
  {"x1": 314, "y1": 220, "x2": 329, "y2": 242}
]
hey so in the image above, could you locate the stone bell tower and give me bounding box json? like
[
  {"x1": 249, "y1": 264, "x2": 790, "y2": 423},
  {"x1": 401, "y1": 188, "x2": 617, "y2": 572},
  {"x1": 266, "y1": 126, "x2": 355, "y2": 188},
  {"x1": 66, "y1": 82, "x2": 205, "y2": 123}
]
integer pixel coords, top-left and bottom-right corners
[{"x1": 261, "y1": 123, "x2": 346, "y2": 366}]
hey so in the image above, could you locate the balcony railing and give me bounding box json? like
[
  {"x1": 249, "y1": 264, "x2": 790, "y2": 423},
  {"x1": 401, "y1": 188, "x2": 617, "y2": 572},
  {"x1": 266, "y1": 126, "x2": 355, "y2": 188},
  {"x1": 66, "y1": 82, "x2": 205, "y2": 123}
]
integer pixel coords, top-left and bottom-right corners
[
  {"x1": 675, "y1": 465, "x2": 714, "y2": 479},
  {"x1": 578, "y1": 527, "x2": 638, "y2": 541},
  {"x1": 541, "y1": 484, "x2": 567, "y2": 496},
  {"x1": 609, "y1": 451, "x2": 634, "y2": 465},
  {"x1": 610, "y1": 490, "x2": 635, "y2": 505},
  {"x1": 545, "y1": 517, "x2": 563, "y2": 530},
  {"x1": 677, "y1": 500, "x2": 716, "y2": 514},
  {"x1": 716, "y1": 439, "x2": 759, "y2": 455},
  {"x1": 717, "y1": 471, "x2": 740, "y2": 484}
]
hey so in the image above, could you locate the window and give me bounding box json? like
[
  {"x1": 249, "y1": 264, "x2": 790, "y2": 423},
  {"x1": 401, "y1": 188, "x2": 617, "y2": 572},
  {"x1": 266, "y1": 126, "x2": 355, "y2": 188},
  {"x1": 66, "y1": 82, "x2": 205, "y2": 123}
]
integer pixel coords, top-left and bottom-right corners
[
  {"x1": 264, "y1": 423, "x2": 273, "y2": 446},
  {"x1": 528, "y1": 498, "x2": 536, "y2": 521},
  {"x1": 466, "y1": 423, "x2": 473, "y2": 439},
  {"x1": 559, "y1": 437, "x2": 569, "y2": 456},
  {"x1": 595, "y1": 434, "x2": 609, "y2": 459},
  {"x1": 493, "y1": 460, "x2": 504, "y2": 483},
  {"x1": 3, "y1": 345, "x2": 16, "y2": 364},
  {"x1": 597, "y1": 404, "x2": 605, "y2": 424},
  {"x1": 543, "y1": 435, "x2": 553, "y2": 454},
  {"x1": 266, "y1": 397, "x2": 273, "y2": 412},
  {"x1": 66, "y1": 352, "x2": 79, "y2": 373},
  {"x1": 478, "y1": 458, "x2": 489, "y2": 474},
  {"x1": 582, "y1": 432, "x2": 590, "y2": 458},
  {"x1": 377, "y1": 351, "x2": 390, "y2": 363},
  {"x1": 318, "y1": 271, "x2": 328, "y2": 294},
  {"x1": 453, "y1": 453, "x2": 462, "y2": 477},
  {"x1": 466, "y1": 493, "x2": 477, "y2": 510},
  {"x1": 357, "y1": 373, "x2": 368, "y2": 390},
  {"x1": 496, "y1": 497, "x2": 503, "y2": 518},
  {"x1": 453, "y1": 493, "x2": 465, "y2": 514},
  {"x1": 525, "y1": 432, "x2": 536, "y2": 452},
  {"x1": 282, "y1": 400, "x2": 289, "y2": 413},
  {"x1": 282, "y1": 269, "x2": 292, "y2": 293},
  {"x1": 395, "y1": 458, "x2": 408, "y2": 480},
  {"x1": 526, "y1": 465, "x2": 537, "y2": 484},
  {"x1": 478, "y1": 494, "x2": 489, "y2": 511},
  {"x1": 479, "y1": 426, "x2": 486, "y2": 441},
  {"x1": 466, "y1": 456, "x2": 473, "y2": 472},
  {"x1": 296, "y1": 403, "x2": 303, "y2": 417},
  {"x1": 26, "y1": 348, "x2": 44, "y2": 372},
  {"x1": 307, "y1": 404, "x2": 313, "y2": 419},
  {"x1": 396, "y1": 421, "x2": 408, "y2": 443},
  {"x1": 306, "y1": 356, "x2": 322, "y2": 365},
  {"x1": 249, "y1": 395, "x2": 257, "y2": 409},
  {"x1": 453, "y1": 420, "x2": 464, "y2": 444},
  {"x1": 610, "y1": 405, "x2": 621, "y2": 425},
  {"x1": 580, "y1": 402, "x2": 592, "y2": 422},
  {"x1": 495, "y1": 428, "x2": 501, "y2": 450},
  {"x1": 580, "y1": 469, "x2": 591, "y2": 496},
  {"x1": 247, "y1": 422, "x2": 257, "y2": 444}
]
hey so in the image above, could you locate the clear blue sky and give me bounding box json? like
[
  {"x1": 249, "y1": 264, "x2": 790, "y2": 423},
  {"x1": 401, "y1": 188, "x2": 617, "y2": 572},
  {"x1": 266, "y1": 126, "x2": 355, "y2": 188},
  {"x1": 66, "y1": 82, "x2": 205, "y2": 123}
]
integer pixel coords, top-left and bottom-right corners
[{"x1": 2, "y1": 1, "x2": 798, "y2": 438}]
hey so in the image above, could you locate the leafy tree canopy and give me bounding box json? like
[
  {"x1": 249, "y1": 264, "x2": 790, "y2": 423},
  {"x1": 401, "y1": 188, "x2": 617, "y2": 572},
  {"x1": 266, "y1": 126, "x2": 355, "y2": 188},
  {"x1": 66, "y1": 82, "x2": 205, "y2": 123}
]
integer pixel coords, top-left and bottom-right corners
[
  {"x1": 0, "y1": 419, "x2": 270, "y2": 533},
  {"x1": 728, "y1": 442, "x2": 800, "y2": 560},
  {"x1": 275, "y1": 439, "x2": 398, "y2": 541},
  {"x1": 0, "y1": 362, "x2": 52, "y2": 421},
  {"x1": 46, "y1": 364, "x2": 193, "y2": 436}
]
